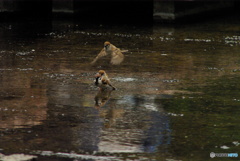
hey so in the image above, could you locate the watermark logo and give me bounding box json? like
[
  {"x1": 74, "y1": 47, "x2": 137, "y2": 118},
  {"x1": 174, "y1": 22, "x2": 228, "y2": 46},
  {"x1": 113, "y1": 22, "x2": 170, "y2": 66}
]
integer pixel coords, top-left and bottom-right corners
[
  {"x1": 210, "y1": 152, "x2": 215, "y2": 158},
  {"x1": 210, "y1": 152, "x2": 238, "y2": 158}
]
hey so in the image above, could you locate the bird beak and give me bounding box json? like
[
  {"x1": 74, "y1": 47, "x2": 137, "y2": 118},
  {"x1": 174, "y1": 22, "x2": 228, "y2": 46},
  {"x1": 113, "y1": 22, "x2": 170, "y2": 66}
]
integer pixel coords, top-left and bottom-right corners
[{"x1": 95, "y1": 73, "x2": 101, "y2": 78}]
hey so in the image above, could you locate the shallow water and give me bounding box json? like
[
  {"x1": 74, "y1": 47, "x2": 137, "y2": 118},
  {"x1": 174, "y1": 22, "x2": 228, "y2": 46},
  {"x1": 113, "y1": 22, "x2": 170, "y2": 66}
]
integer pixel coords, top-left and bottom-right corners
[{"x1": 0, "y1": 16, "x2": 240, "y2": 161}]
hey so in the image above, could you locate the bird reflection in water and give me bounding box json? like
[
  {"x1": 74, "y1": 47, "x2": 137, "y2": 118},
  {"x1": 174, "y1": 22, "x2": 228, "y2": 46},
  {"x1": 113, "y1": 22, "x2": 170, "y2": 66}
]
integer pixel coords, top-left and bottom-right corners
[{"x1": 94, "y1": 89, "x2": 113, "y2": 109}]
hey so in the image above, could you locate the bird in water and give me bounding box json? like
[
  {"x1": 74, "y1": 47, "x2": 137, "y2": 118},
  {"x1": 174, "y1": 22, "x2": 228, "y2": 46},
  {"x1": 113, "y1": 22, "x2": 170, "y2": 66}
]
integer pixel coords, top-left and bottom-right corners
[
  {"x1": 91, "y1": 41, "x2": 127, "y2": 65},
  {"x1": 95, "y1": 70, "x2": 116, "y2": 90}
]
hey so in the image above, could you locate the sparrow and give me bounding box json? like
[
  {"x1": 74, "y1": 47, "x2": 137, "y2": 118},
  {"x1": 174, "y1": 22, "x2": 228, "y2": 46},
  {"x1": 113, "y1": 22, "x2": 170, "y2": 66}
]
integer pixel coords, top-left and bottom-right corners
[
  {"x1": 91, "y1": 41, "x2": 126, "y2": 65},
  {"x1": 95, "y1": 70, "x2": 116, "y2": 90}
]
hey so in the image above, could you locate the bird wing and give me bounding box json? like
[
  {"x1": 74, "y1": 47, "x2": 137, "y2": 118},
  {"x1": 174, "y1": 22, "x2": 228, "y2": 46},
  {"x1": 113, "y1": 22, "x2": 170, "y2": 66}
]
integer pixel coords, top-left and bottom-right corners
[
  {"x1": 110, "y1": 48, "x2": 124, "y2": 65},
  {"x1": 91, "y1": 48, "x2": 108, "y2": 65},
  {"x1": 101, "y1": 77, "x2": 108, "y2": 84},
  {"x1": 106, "y1": 79, "x2": 116, "y2": 90},
  {"x1": 102, "y1": 75, "x2": 116, "y2": 90}
]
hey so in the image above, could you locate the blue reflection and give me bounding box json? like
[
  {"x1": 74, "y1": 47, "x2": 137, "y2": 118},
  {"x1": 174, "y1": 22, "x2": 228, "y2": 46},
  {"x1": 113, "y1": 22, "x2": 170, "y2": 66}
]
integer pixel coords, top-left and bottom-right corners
[{"x1": 143, "y1": 111, "x2": 171, "y2": 153}]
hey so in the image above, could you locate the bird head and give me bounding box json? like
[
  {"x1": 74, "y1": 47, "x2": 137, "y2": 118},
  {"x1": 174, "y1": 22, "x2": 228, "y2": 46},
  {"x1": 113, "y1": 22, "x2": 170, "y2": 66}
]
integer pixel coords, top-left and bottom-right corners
[
  {"x1": 98, "y1": 70, "x2": 106, "y2": 76},
  {"x1": 104, "y1": 41, "x2": 111, "y2": 49},
  {"x1": 95, "y1": 70, "x2": 105, "y2": 78}
]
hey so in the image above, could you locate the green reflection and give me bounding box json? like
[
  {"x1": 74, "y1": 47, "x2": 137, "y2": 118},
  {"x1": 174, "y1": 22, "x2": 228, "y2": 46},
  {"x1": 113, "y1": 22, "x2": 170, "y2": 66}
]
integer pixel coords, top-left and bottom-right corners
[{"x1": 161, "y1": 75, "x2": 240, "y2": 160}]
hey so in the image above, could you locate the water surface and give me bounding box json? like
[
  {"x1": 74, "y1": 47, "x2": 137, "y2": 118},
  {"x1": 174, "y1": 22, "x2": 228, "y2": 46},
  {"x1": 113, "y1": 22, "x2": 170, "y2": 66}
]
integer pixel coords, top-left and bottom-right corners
[{"x1": 0, "y1": 17, "x2": 240, "y2": 161}]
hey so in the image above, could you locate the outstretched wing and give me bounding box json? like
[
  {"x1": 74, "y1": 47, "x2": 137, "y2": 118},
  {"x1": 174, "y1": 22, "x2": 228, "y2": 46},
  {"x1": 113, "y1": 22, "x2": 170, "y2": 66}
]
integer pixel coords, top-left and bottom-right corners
[
  {"x1": 91, "y1": 48, "x2": 108, "y2": 65},
  {"x1": 110, "y1": 48, "x2": 124, "y2": 65}
]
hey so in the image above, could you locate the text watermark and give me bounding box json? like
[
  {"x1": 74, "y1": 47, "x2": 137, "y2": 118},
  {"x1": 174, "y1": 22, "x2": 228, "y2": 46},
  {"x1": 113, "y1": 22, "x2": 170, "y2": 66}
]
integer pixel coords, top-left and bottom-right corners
[{"x1": 210, "y1": 152, "x2": 238, "y2": 158}]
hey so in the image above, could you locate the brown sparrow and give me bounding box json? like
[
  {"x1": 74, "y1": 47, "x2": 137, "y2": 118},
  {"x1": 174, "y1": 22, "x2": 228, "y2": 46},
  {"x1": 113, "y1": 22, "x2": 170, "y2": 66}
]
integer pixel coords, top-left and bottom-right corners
[
  {"x1": 95, "y1": 70, "x2": 116, "y2": 90},
  {"x1": 91, "y1": 41, "x2": 126, "y2": 65}
]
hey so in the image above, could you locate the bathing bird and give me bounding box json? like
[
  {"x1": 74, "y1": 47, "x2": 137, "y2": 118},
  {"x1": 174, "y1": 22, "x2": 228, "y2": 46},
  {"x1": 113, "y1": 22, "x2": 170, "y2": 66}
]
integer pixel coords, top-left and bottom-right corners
[
  {"x1": 95, "y1": 70, "x2": 116, "y2": 90},
  {"x1": 91, "y1": 41, "x2": 126, "y2": 65}
]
